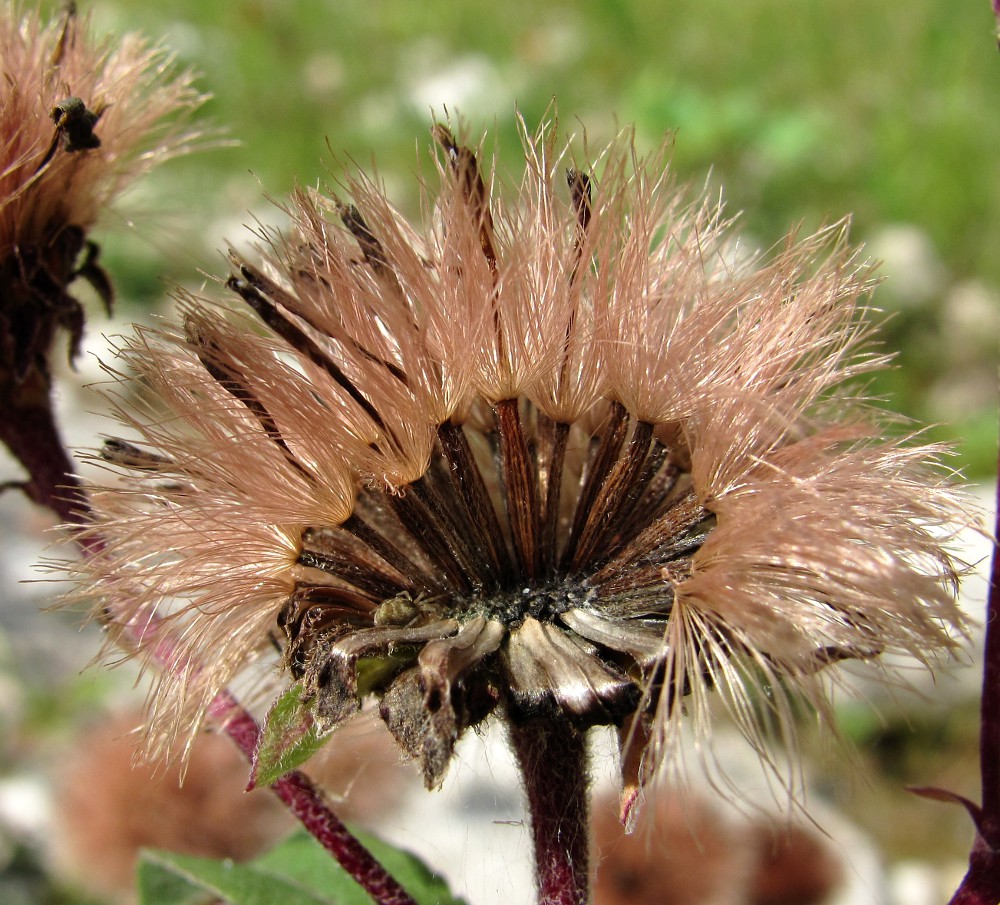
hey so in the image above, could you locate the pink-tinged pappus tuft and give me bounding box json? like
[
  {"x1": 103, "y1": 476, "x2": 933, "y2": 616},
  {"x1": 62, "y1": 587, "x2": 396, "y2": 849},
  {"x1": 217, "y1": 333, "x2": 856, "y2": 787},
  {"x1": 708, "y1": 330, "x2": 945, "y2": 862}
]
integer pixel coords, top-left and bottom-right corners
[{"x1": 79, "y1": 115, "x2": 969, "y2": 804}]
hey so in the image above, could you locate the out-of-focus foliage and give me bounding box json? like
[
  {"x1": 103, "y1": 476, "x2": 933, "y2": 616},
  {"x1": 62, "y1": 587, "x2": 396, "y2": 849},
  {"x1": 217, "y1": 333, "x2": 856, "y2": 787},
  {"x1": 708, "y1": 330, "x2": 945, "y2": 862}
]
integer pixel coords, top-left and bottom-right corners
[{"x1": 137, "y1": 830, "x2": 466, "y2": 905}]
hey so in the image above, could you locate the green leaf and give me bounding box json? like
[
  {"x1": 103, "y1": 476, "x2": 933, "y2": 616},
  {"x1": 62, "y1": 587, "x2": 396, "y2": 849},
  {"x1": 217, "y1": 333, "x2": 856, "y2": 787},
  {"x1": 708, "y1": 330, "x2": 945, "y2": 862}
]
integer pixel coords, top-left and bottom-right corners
[
  {"x1": 349, "y1": 829, "x2": 468, "y2": 905},
  {"x1": 249, "y1": 684, "x2": 326, "y2": 789},
  {"x1": 137, "y1": 830, "x2": 468, "y2": 905},
  {"x1": 249, "y1": 833, "x2": 384, "y2": 905},
  {"x1": 137, "y1": 848, "x2": 333, "y2": 905},
  {"x1": 136, "y1": 855, "x2": 211, "y2": 905},
  {"x1": 255, "y1": 830, "x2": 467, "y2": 905}
]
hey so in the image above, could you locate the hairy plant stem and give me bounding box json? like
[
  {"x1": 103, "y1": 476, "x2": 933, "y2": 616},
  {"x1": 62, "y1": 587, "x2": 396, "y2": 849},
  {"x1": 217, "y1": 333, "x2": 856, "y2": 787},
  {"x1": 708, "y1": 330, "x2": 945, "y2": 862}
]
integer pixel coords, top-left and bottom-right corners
[
  {"x1": 0, "y1": 369, "x2": 86, "y2": 525},
  {"x1": 0, "y1": 374, "x2": 416, "y2": 905},
  {"x1": 211, "y1": 693, "x2": 417, "y2": 905},
  {"x1": 978, "y1": 457, "x2": 1000, "y2": 834},
  {"x1": 510, "y1": 716, "x2": 590, "y2": 905},
  {"x1": 947, "y1": 447, "x2": 1000, "y2": 905},
  {"x1": 950, "y1": 838, "x2": 1000, "y2": 905}
]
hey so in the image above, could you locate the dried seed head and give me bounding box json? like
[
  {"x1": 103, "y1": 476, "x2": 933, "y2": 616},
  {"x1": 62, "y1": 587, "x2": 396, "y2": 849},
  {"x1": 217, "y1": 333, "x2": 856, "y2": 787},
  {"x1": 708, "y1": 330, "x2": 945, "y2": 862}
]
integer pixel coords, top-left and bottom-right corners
[
  {"x1": 0, "y1": 4, "x2": 205, "y2": 385},
  {"x1": 79, "y1": 115, "x2": 969, "y2": 800}
]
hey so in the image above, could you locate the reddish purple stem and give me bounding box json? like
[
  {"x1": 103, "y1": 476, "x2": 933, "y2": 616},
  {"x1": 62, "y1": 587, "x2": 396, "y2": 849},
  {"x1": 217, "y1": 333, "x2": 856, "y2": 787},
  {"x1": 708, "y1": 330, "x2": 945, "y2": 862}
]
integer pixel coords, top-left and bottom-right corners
[
  {"x1": 211, "y1": 693, "x2": 417, "y2": 905},
  {"x1": 510, "y1": 717, "x2": 590, "y2": 905},
  {"x1": 1, "y1": 384, "x2": 416, "y2": 905},
  {"x1": 980, "y1": 458, "x2": 1000, "y2": 833},
  {"x1": 0, "y1": 369, "x2": 89, "y2": 528},
  {"x1": 948, "y1": 441, "x2": 1000, "y2": 904}
]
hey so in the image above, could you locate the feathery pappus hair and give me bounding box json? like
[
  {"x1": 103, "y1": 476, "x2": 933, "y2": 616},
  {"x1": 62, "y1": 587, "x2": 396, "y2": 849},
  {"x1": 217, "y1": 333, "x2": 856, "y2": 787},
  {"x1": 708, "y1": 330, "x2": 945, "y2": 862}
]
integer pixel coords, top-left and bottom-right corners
[
  {"x1": 79, "y1": 114, "x2": 968, "y2": 804},
  {"x1": 0, "y1": 2, "x2": 204, "y2": 383}
]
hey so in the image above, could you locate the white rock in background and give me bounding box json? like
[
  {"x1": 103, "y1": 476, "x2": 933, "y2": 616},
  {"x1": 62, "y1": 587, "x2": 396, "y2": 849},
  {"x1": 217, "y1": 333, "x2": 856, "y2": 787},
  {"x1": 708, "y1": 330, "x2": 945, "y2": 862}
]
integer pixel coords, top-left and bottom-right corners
[{"x1": 866, "y1": 224, "x2": 946, "y2": 308}]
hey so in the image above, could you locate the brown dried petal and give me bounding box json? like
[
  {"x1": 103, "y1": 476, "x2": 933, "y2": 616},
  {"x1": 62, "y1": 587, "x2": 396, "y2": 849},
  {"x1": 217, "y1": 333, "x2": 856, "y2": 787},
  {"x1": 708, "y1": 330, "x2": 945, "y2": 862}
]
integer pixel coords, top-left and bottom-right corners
[
  {"x1": 503, "y1": 616, "x2": 636, "y2": 723},
  {"x1": 312, "y1": 619, "x2": 458, "y2": 731},
  {"x1": 381, "y1": 616, "x2": 504, "y2": 787},
  {"x1": 416, "y1": 616, "x2": 504, "y2": 693},
  {"x1": 560, "y1": 608, "x2": 666, "y2": 670}
]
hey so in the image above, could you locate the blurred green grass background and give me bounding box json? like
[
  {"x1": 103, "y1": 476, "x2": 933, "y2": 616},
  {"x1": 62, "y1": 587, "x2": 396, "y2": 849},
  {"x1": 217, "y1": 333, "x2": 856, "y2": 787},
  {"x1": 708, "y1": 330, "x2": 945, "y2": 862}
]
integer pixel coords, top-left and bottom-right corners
[{"x1": 52, "y1": 0, "x2": 1000, "y2": 476}]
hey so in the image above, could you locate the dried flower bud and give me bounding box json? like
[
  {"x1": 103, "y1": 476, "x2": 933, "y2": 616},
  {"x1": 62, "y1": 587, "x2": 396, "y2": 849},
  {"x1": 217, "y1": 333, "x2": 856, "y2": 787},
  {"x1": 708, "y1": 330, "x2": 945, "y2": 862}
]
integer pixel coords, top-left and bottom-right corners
[
  {"x1": 79, "y1": 116, "x2": 969, "y2": 801},
  {"x1": 0, "y1": 4, "x2": 204, "y2": 385}
]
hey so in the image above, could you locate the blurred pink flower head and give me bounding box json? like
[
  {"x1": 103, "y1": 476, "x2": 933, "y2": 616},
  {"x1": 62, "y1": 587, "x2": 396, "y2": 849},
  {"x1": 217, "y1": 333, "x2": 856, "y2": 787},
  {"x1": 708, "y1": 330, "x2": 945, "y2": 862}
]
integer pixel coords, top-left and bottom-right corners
[{"x1": 80, "y1": 115, "x2": 969, "y2": 799}]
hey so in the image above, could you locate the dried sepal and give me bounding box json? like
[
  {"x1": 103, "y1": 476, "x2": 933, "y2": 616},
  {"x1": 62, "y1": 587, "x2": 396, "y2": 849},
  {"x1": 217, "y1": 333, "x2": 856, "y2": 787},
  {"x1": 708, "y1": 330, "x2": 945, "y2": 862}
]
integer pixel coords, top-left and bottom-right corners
[{"x1": 380, "y1": 616, "x2": 504, "y2": 787}]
